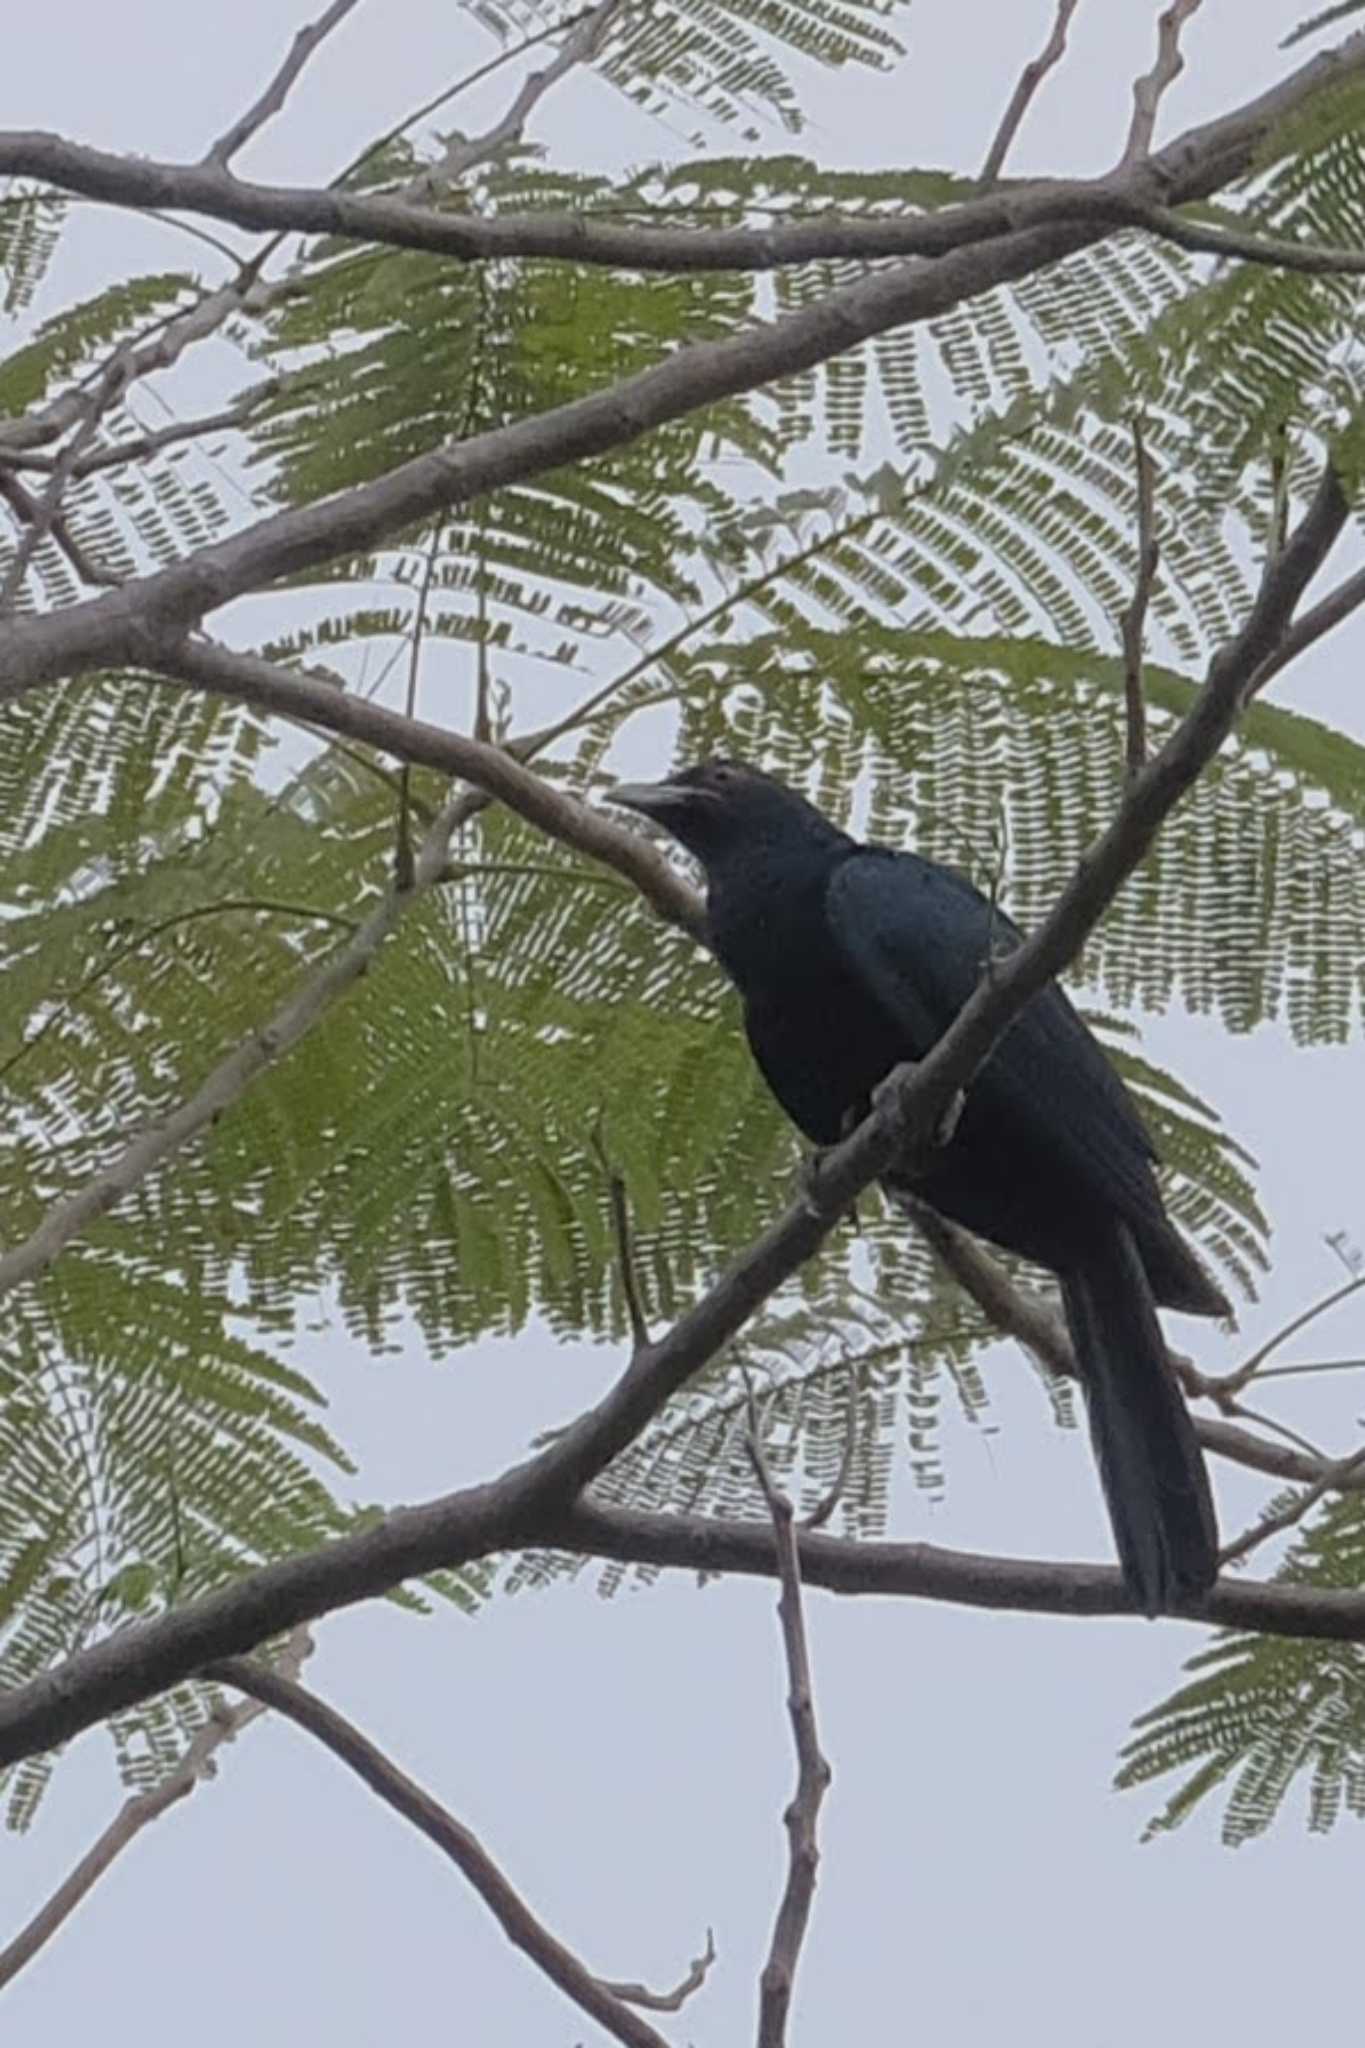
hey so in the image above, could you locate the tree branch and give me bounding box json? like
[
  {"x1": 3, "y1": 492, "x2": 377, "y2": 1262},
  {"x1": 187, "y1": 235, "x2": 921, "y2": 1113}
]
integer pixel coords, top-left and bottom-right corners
[
  {"x1": 204, "y1": 0, "x2": 364, "y2": 170},
  {"x1": 0, "y1": 1629, "x2": 313, "y2": 1991},
  {"x1": 3, "y1": 26, "x2": 1362, "y2": 282},
  {"x1": 206, "y1": 1657, "x2": 675, "y2": 2048},
  {"x1": 978, "y1": 0, "x2": 1083, "y2": 191},
  {"x1": 0, "y1": 277, "x2": 271, "y2": 462},
  {"x1": 555, "y1": 1498, "x2": 1365, "y2": 1639},
  {"x1": 747, "y1": 1407, "x2": 831, "y2": 2048},
  {"x1": 1119, "y1": 415, "x2": 1158, "y2": 778},
  {"x1": 1220, "y1": 1444, "x2": 1365, "y2": 1569},
  {"x1": 148, "y1": 637, "x2": 704, "y2": 934},
  {"x1": 1243, "y1": 562, "x2": 1365, "y2": 700},
  {"x1": 0, "y1": 386, "x2": 278, "y2": 479},
  {"x1": 1123, "y1": 0, "x2": 1206, "y2": 165},
  {"x1": 901, "y1": 1191, "x2": 1365, "y2": 1496},
  {"x1": 414, "y1": 0, "x2": 622, "y2": 194},
  {"x1": 599, "y1": 1930, "x2": 717, "y2": 2013},
  {"x1": 4, "y1": 33, "x2": 1365, "y2": 693},
  {"x1": 0, "y1": 787, "x2": 471, "y2": 1302},
  {"x1": 0, "y1": 465, "x2": 121, "y2": 590}
]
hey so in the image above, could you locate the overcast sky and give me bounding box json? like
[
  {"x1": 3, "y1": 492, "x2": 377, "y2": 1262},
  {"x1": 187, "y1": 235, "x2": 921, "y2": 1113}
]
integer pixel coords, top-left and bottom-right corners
[{"x1": 5, "y1": 4, "x2": 1365, "y2": 2044}]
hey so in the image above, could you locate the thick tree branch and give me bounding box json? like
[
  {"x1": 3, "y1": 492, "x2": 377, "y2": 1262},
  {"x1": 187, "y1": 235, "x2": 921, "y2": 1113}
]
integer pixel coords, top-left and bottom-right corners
[
  {"x1": 149, "y1": 638, "x2": 704, "y2": 934},
  {"x1": 204, "y1": 0, "x2": 364, "y2": 170},
  {"x1": 3, "y1": 32, "x2": 1365, "y2": 695},
  {"x1": 978, "y1": 0, "x2": 1082, "y2": 192},
  {"x1": 555, "y1": 1500, "x2": 1365, "y2": 1637},
  {"x1": 206, "y1": 1657, "x2": 674, "y2": 2048},
  {"x1": 3, "y1": 26, "x2": 1363, "y2": 280}
]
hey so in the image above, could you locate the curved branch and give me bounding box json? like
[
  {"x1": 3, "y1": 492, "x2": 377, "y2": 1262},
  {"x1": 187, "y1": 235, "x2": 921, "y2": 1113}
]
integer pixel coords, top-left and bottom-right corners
[
  {"x1": 2, "y1": 26, "x2": 1362, "y2": 276},
  {"x1": 208, "y1": 1657, "x2": 673, "y2": 2048}
]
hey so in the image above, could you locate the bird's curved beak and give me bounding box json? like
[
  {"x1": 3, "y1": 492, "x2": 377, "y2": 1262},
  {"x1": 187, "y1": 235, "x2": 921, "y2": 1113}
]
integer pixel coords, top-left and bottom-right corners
[{"x1": 605, "y1": 778, "x2": 690, "y2": 820}]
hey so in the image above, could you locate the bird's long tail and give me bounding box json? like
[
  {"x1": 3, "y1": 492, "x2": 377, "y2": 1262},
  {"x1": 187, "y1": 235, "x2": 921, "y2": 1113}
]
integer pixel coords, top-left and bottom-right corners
[{"x1": 1062, "y1": 1221, "x2": 1218, "y2": 1616}]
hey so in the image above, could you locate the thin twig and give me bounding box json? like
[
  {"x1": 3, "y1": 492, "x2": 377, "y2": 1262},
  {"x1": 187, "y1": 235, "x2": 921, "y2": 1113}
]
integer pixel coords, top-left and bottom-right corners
[
  {"x1": 898, "y1": 1194, "x2": 1365, "y2": 1499},
  {"x1": 978, "y1": 0, "x2": 1082, "y2": 191},
  {"x1": 1123, "y1": 0, "x2": 1206, "y2": 165},
  {"x1": 205, "y1": 1658, "x2": 675, "y2": 2048},
  {"x1": 0, "y1": 896, "x2": 358, "y2": 1089},
  {"x1": 395, "y1": 526, "x2": 441, "y2": 890},
  {"x1": 802, "y1": 1379, "x2": 860, "y2": 1532},
  {"x1": 0, "y1": 355, "x2": 131, "y2": 609},
  {"x1": 1209, "y1": 1274, "x2": 1365, "y2": 1399},
  {"x1": 1136, "y1": 202, "x2": 1365, "y2": 279},
  {"x1": 0, "y1": 275, "x2": 269, "y2": 472},
  {"x1": 1119, "y1": 416, "x2": 1158, "y2": 778},
  {"x1": 1242, "y1": 562, "x2": 1365, "y2": 701},
  {"x1": 0, "y1": 1629, "x2": 313, "y2": 1991},
  {"x1": 0, "y1": 387, "x2": 278, "y2": 479},
  {"x1": 1255, "y1": 1355, "x2": 1365, "y2": 1383},
  {"x1": 591, "y1": 1128, "x2": 651, "y2": 1352},
  {"x1": 0, "y1": 792, "x2": 470, "y2": 1301},
  {"x1": 0, "y1": 465, "x2": 120, "y2": 589},
  {"x1": 1220, "y1": 1444, "x2": 1365, "y2": 1568},
  {"x1": 205, "y1": 0, "x2": 364, "y2": 170},
  {"x1": 412, "y1": 0, "x2": 623, "y2": 194},
  {"x1": 746, "y1": 1388, "x2": 832, "y2": 2048},
  {"x1": 600, "y1": 1929, "x2": 717, "y2": 2012},
  {"x1": 1224, "y1": 1398, "x2": 1328, "y2": 1463}
]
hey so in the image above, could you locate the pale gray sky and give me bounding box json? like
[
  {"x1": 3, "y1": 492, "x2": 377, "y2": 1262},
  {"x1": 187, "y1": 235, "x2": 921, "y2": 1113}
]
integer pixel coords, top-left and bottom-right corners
[{"x1": 5, "y1": 4, "x2": 1365, "y2": 2044}]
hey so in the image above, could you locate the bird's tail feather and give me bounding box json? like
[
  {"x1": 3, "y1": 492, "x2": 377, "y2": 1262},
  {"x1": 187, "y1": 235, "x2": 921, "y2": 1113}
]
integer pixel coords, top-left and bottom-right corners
[{"x1": 1062, "y1": 1222, "x2": 1218, "y2": 1616}]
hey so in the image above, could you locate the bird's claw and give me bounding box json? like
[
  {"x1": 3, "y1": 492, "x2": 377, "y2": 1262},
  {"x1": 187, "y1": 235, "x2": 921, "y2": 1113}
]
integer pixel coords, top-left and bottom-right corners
[{"x1": 869, "y1": 1069, "x2": 965, "y2": 1165}]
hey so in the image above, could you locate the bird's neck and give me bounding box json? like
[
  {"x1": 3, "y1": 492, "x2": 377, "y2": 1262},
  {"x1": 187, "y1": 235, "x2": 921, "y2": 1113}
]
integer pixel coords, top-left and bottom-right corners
[{"x1": 704, "y1": 834, "x2": 854, "y2": 993}]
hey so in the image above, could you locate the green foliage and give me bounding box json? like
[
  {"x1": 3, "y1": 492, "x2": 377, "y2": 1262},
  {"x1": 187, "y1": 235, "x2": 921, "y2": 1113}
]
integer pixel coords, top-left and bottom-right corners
[
  {"x1": 4, "y1": 23, "x2": 1365, "y2": 1833},
  {"x1": 0, "y1": 187, "x2": 65, "y2": 317},
  {"x1": 1120, "y1": 1491, "x2": 1365, "y2": 1844},
  {"x1": 466, "y1": 0, "x2": 905, "y2": 138},
  {"x1": 0, "y1": 272, "x2": 256, "y2": 610}
]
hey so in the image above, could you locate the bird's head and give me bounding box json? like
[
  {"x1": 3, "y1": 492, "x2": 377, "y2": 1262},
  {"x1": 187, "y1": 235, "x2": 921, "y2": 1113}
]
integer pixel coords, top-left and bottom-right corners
[{"x1": 607, "y1": 758, "x2": 848, "y2": 872}]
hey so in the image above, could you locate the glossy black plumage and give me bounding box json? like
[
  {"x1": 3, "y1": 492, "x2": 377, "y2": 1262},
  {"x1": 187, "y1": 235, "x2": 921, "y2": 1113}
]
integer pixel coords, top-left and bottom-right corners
[{"x1": 610, "y1": 759, "x2": 1223, "y2": 1614}]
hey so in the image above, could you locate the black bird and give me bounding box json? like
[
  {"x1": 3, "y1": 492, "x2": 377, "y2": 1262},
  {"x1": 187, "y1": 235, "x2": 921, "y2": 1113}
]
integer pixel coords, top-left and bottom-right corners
[{"x1": 609, "y1": 758, "x2": 1224, "y2": 1614}]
